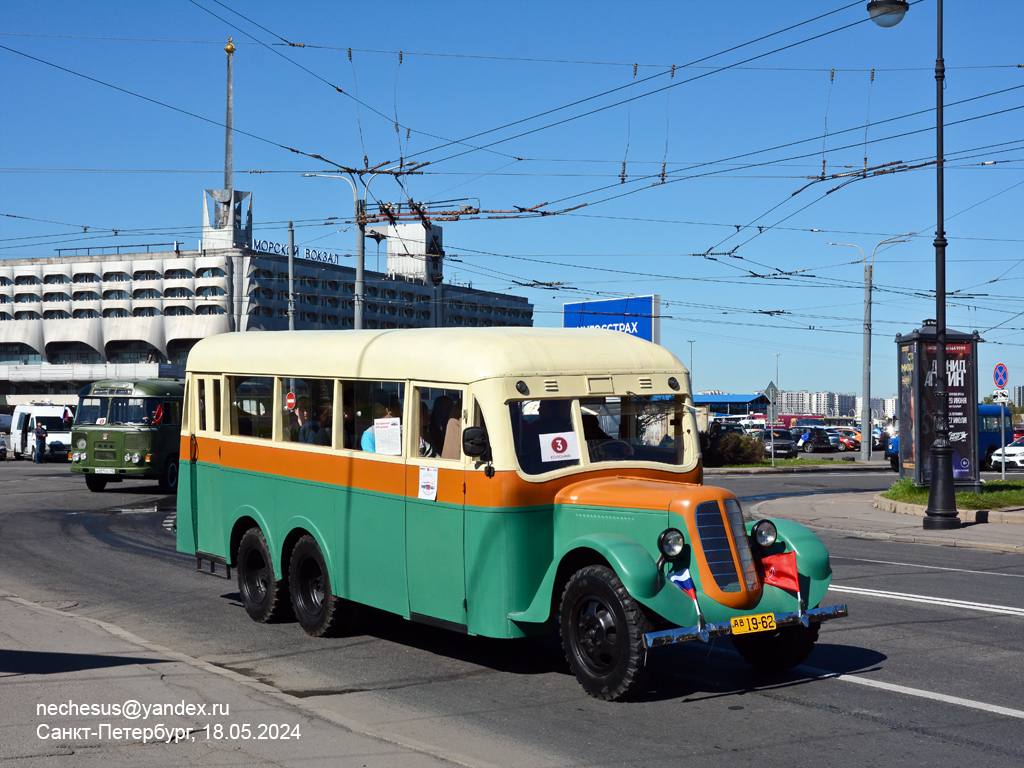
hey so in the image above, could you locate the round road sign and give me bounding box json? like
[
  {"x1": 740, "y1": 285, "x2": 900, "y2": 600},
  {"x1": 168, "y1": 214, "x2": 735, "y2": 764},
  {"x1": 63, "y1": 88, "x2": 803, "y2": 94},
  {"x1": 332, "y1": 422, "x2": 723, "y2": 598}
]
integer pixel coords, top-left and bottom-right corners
[
  {"x1": 286, "y1": 391, "x2": 296, "y2": 409},
  {"x1": 994, "y1": 363, "x2": 1008, "y2": 389}
]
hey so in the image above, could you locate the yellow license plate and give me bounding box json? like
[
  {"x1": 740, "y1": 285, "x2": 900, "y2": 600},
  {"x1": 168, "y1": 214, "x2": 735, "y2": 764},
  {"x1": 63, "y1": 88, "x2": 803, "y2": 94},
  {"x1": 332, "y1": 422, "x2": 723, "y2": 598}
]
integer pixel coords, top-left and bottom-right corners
[{"x1": 730, "y1": 613, "x2": 776, "y2": 635}]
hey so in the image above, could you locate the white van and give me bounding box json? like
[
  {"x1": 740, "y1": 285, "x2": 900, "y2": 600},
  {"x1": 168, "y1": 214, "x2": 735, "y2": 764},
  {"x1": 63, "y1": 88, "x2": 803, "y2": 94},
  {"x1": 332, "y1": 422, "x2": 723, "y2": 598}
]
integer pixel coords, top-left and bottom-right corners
[{"x1": 10, "y1": 403, "x2": 74, "y2": 462}]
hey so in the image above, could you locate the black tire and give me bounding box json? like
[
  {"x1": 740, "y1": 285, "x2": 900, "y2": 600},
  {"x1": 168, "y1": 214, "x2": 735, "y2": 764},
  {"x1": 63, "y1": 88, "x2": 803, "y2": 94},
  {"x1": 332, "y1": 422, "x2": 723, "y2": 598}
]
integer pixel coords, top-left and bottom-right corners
[
  {"x1": 158, "y1": 455, "x2": 179, "y2": 494},
  {"x1": 982, "y1": 448, "x2": 996, "y2": 472},
  {"x1": 289, "y1": 534, "x2": 346, "y2": 637},
  {"x1": 803, "y1": 442, "x2": 816, "y2": 453},
  {"x1": 85, "y1": 474, "x2": 107, "y2": 492},
  {"x1": 559, "y1": 565, "x2": 652, "y2": 701},
  {"x1": 237, "y1": 527, "x2": 291, "y2": 623},
  {"x1": 731, "y1": 623, "x2": 819, "y2": 672}
]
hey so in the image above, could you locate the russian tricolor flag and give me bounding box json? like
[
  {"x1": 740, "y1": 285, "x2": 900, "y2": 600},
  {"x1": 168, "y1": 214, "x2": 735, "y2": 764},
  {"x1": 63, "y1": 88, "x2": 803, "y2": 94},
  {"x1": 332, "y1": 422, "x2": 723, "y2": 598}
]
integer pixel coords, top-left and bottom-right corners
[{"x1": 668, "y1": 568, "x2": 697, "y2": 600}]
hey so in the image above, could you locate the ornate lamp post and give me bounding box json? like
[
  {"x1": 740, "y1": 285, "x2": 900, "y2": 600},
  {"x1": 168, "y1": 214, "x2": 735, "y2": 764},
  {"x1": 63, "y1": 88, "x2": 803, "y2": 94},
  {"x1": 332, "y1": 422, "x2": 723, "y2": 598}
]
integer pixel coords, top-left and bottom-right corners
[{"x1": 868, "y1": 0, "x2": 959, "y2": 529}]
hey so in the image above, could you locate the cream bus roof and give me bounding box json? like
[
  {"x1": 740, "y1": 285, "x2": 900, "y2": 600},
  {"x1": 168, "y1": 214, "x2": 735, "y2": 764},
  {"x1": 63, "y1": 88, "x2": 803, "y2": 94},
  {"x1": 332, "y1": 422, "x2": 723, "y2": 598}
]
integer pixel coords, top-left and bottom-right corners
[{"x1": 186, "y1": 327, "x2": 687, "y2": 384}]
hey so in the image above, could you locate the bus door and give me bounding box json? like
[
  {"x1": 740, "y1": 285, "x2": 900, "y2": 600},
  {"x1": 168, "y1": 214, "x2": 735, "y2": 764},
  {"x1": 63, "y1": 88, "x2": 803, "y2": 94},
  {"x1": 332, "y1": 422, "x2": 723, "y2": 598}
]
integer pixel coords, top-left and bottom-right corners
[
  {"x1": 189, "y1": 375, "x2": 224, "y2": 555},
  {"x1": 405, "y1": 384, "x2": 468, "y2": 629}
]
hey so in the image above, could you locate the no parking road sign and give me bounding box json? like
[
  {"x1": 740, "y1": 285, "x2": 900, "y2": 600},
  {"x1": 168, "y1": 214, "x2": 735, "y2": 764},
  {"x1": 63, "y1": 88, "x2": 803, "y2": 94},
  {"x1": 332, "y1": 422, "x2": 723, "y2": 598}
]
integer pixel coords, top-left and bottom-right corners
[{"x1": 994, "y1": 363, "x2": 1008, "y2": 389}]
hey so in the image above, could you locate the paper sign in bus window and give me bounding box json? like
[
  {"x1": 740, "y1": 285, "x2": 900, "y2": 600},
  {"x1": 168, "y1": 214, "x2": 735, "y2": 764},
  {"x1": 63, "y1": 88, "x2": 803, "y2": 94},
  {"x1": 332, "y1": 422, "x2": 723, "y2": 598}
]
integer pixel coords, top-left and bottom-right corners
[
  {"x1": 374, "y1": 417, "x2": 402, "y2": 455},
  {"x1": 540, "y1": 431, "x2": 580, "y2": 462}
]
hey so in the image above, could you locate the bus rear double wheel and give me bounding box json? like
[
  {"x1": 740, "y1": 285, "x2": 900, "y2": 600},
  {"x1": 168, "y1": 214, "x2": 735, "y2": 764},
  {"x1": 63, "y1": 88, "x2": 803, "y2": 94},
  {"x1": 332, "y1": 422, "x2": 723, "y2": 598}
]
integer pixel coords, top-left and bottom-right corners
[
  {"x1": 237, "y1": 527, "x2": 291, "y2": 623},
  {"x1": 288, "y1": 535, "x2": 360, "y2": 637}
]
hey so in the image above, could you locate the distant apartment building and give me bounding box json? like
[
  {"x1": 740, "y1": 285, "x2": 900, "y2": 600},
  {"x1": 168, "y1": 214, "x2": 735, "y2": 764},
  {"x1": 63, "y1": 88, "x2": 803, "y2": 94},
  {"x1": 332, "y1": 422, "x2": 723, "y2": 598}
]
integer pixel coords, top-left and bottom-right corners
[
  {"x1": 1014, "y1": 386, "x2": 1023, "y2": 408},
  {"x1": 777, "y1": 390, "x2": 891, "y2": 419}
]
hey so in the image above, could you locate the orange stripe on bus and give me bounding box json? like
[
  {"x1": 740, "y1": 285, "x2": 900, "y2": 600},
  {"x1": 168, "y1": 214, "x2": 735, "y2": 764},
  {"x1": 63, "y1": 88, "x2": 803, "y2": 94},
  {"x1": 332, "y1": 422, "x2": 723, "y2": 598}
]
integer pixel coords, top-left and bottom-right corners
[{"x1": 182, "y1": 434, "x2": 704, "y2": 507}]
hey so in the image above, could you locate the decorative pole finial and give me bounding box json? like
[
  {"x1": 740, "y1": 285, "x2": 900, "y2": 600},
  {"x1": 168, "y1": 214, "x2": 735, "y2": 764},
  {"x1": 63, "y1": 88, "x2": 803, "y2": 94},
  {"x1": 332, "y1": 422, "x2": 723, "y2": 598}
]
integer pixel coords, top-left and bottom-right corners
[{"x1": 225, "y1": 37, "x2": 235, "y2": 57}]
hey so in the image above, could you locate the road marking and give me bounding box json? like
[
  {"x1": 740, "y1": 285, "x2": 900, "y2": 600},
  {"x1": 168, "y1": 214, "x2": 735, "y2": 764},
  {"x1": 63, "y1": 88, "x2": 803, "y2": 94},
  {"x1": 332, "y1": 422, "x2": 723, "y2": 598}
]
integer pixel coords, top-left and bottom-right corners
[
  {"x1": 829, "y1": 585, "x2": 1024, "y2": 616},
  {"x1": 833, "y1": 556, "x2": 1024, "y2": 579},
  {"x1": 799, "y1": 664, "x2": 1024, "y2": 720},
  {"x1": 162, "y1": 512, "x2": 176, "y2": 533}
]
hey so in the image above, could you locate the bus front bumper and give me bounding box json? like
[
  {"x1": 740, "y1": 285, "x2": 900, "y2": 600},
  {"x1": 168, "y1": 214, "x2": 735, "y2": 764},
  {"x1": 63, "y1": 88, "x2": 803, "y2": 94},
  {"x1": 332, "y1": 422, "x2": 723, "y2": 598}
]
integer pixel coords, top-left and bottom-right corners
[{"x1": 644, "y1": 603, "x2": 848, "y2": 648}]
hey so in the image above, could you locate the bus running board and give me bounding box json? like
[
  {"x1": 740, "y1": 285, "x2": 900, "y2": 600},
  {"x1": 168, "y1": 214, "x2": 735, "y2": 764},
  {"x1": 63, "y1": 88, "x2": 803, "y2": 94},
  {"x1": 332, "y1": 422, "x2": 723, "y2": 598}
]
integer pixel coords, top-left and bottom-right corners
[{"x1": 196, "y1": 553, "x2": 232, "y2": 580}]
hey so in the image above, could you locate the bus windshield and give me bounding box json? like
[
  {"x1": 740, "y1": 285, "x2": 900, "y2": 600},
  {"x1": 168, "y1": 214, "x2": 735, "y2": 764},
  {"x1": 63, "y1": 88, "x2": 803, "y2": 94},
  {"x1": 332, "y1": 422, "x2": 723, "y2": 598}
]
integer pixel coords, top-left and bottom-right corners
[
  {"x1": 75, "y1": 397, "x2": 109, "y2": 425},
  {"x1": 510, "y1": 395, "x2": 687, "y2": 475},
  {"x1": 75, "y1": 396, "x2": 177, "y2": 426}
]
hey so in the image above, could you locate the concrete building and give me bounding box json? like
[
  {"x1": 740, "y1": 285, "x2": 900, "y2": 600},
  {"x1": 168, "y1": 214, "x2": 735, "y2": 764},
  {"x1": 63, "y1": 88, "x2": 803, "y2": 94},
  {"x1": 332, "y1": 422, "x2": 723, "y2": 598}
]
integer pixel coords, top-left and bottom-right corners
[{"x1": 0, "y1": 198, "x2": 532, "y2": 399}]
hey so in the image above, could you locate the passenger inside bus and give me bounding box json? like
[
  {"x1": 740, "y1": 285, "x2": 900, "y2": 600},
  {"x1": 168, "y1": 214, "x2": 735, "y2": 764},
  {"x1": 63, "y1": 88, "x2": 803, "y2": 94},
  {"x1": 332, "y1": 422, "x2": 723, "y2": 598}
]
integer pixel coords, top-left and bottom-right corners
[{"x1": 361, "y1": 391, "x2": 401, "y2": 453}]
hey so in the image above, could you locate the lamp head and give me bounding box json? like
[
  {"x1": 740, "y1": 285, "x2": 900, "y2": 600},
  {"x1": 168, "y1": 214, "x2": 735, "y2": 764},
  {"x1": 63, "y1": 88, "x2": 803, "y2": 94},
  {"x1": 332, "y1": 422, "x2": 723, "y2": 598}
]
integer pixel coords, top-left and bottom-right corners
[{"x1": 867, "y1": 0, "x2": 909, "y2": 28}]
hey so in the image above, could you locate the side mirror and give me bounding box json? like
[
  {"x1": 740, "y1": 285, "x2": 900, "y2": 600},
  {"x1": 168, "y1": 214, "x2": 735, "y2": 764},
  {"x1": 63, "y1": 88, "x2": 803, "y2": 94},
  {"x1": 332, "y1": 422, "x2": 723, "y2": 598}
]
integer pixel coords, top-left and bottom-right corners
[{"x1": 462, "y1": 426, "x2": 490, "y2": 458}]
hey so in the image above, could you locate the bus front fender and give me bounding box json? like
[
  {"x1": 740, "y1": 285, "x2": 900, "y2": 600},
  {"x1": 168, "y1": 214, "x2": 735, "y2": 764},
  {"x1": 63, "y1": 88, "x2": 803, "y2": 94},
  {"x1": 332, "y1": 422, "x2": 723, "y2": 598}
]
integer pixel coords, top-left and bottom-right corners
[{"x1": 509, "y1": 534, "x2": 661, "y2": 627}]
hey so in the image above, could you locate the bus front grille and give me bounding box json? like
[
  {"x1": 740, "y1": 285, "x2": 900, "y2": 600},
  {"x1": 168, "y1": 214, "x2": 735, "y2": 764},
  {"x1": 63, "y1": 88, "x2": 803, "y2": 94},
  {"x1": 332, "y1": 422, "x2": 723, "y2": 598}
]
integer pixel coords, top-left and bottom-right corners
[{"x1": 694, "y1": 500, "x2": 741, "y2": 592}]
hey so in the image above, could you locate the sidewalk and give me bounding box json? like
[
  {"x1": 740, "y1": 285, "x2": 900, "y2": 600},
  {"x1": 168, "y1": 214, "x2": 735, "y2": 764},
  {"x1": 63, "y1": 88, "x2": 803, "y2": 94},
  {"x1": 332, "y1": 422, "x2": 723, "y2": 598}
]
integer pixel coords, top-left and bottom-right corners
[
  {"x1": 0, "y1": 593, "x2": 486, "y2": 768},
  {"x1": 748, "y1": 490, "x2": 1024, "y2": 553}
]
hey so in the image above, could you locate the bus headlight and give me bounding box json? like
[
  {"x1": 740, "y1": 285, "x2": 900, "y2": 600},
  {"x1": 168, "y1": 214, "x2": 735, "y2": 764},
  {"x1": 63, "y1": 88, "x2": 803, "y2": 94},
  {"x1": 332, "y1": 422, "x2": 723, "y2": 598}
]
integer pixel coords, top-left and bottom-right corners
[
  {"x1": 72, "y1": 452, "x2": 80, "y2": 462},
  {"x1": 131, "y1": 453, "x2": 141, "y2": 464},
  {"x1": 80, "y1": 452, "x2": 87, "y2": 462},
  {"x1": 76, "y1": 438, "x2": 87, "y2": 450},
  {"x1": 751, "y1": 520, "x2": 778, "y2": 548},
  {"x1": 658, "y1": 528, "x2": 685, "y2": 559},
  {"x1": 124, "y1": 453, "x2": 131, "y2": 463}
]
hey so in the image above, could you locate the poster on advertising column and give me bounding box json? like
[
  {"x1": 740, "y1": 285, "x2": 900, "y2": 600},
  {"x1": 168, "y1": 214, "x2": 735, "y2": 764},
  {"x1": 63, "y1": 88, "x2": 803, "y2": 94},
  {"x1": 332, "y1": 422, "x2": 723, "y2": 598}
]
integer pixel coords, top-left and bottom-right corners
[
  {"x1": 897, "y1": 342, "x2": 916, "y2": 476},
  {"x1": 918, "y1": 341, "x2": 976, "y2": 482}
]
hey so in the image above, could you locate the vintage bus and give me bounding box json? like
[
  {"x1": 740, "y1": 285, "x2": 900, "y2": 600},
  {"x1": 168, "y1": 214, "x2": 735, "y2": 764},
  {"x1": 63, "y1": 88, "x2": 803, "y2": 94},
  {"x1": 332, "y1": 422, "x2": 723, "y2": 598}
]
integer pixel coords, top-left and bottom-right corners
[
  {"x1": 176, "y1": 328, "x2": 846, "y2": 700},
  {"x1": 70, "y1": 379, "x2": 185, "y2": 493}
]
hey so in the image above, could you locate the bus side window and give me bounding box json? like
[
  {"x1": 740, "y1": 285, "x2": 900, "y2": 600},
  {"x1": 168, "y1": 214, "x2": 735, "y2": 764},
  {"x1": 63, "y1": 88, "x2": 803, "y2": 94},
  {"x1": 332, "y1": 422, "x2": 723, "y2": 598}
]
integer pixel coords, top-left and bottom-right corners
[
  {"x1": 354, "y1": 380, "x2": 405, "y2": 455},
  {"x1": 212, "y1": 379, "x2": 222, "y2": 432},
  {"x1": 279, "y1": 378, "x2": 333, "y2": 447},
  {"x1": 229, "y1": 376, "x2": 273, "y2": 439},
  {"x1": 414, "y1": 387, "x2": 464, "y2": 459},
  {"x1": 339, "y1": 381, "x2": 356, "y2": 450},
  {"x1": 197, "y1": 379, "x2": 207, "y2": 432}
]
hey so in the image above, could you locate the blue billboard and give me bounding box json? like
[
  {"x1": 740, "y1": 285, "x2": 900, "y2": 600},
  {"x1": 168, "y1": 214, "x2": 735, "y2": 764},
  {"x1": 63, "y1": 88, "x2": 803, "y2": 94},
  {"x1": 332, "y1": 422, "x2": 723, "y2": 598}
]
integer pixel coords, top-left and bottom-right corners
[{"x1": 563, "y1": 295, "x2": 660, "y2": 343}]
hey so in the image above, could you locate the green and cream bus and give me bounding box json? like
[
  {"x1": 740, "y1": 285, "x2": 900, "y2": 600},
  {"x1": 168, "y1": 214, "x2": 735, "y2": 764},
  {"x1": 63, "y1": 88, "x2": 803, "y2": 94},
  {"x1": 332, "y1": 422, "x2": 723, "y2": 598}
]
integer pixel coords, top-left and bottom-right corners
[
  {"x1": 70, "y1": 379, "x2": 185, "y2": 493},
  {"x1": 176, "y1": 328, "x2": 846, "y2": 700}
]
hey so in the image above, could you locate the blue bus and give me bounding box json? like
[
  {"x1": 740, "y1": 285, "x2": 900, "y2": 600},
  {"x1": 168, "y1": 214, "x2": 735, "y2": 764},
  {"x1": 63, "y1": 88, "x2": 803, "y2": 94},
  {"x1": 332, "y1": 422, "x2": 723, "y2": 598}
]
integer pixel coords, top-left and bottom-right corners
[{"x1": 886, "y1": 404, "x2": 1015, "y2": 472}]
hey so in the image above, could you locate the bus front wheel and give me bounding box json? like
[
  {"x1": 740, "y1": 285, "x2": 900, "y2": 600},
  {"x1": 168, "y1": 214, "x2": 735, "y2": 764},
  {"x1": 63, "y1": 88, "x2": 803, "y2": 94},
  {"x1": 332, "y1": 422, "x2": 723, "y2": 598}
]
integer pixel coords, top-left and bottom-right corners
[
  {"x1": 237, "y1": 527, "x2": 291, "y2": 623},
  {"x1": 289, "y1": 535, "x2": 346, "y2": 637},
  {"x1": 559, "y1": 565, "x2": 652, "y2": 701},
  {"x1": 85, "y1": 475, "x2": 107, "y2": 492}
]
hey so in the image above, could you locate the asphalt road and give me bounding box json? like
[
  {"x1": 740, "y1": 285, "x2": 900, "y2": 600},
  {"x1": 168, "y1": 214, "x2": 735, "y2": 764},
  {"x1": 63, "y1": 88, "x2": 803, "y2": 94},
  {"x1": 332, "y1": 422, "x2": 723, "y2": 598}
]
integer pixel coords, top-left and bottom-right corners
[{"x1": 2, "y1": 460, "x2": 1022, "y2": 767}]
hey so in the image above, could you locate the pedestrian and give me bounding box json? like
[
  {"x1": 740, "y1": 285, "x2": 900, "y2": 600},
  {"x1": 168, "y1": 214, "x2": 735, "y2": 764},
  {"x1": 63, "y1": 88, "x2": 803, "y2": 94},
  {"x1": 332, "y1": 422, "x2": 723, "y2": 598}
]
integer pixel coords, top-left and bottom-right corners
[{"x1": 33, "y1": 422, "x2": 47, "y2": 463}]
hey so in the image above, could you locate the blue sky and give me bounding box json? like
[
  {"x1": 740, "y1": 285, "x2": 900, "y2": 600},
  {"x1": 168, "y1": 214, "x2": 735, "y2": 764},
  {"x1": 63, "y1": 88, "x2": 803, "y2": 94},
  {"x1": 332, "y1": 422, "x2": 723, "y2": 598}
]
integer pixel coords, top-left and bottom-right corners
[{"x1": 2, "y1": 1, "x2": 1021, "y2": 398}]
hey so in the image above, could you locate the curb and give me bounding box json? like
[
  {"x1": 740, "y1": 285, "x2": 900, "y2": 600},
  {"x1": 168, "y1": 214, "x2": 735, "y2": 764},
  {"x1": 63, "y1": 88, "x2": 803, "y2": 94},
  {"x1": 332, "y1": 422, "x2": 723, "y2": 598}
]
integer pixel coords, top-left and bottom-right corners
[
  {"x1": 706, "y1": 462, "x2": 890, "y2": 475},
  {"x1": 872, "y1": 494, "x2": 1024, "y2": 525}
]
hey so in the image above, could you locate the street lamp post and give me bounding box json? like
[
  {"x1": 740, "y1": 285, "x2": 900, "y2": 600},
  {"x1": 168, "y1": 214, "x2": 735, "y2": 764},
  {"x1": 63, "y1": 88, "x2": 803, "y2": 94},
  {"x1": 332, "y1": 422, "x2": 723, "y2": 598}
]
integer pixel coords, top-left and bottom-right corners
[
  {"x1": 304, "y1": 169, "x2": 397, "y2": 331},
  {"x1": 829, "y1": 234, "x2": 912, "y2": 462},
  {"x1": 868, "y1": 0, "x2": 959, "y2": 529}
]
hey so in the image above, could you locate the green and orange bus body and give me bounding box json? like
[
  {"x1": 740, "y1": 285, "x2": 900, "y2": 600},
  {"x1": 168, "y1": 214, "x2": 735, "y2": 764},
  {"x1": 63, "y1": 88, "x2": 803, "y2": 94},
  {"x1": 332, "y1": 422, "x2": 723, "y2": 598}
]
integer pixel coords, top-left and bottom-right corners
[{"x1": 176, "y1": 328, "x2": 846, "y2": 699}]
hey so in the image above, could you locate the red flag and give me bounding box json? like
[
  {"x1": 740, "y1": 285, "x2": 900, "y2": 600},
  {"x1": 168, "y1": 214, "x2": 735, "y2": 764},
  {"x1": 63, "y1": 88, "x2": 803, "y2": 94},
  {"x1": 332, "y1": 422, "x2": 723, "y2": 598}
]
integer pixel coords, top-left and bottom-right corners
[
  {"x1": 152, "y1": 404, "x2": 163, "y2": 425},
  {"x1": 760, "y1": 551, "x2": 800, "y2": 593}
]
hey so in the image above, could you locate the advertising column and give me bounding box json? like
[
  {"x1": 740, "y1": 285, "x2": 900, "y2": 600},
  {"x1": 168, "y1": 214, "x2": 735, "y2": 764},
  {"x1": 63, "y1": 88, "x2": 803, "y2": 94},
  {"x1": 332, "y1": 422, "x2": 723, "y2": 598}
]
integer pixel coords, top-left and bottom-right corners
[
  {"x1": 919, "y1": 340, "x2": 975, "y2": 483},
  {"x1": 895, "y1": 321, "x2": 982, "y2": 491}
]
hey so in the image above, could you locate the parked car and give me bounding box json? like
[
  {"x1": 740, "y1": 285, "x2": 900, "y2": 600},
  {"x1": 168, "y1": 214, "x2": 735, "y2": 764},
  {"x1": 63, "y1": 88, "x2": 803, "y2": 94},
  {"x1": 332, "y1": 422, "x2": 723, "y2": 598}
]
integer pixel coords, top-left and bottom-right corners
[
  {"x1": 885, "y1": 434, "x2": 900, "y2": 471},
  {"x1": 990, "y1": 436, "x2": 1024, "y2": 470},
  {"x1": 0, "y1": 433, "x2": 7, "y2": 461},
  {"x1": 826, "y1": 429, "x2": 859, "y2": 452},
  {"x1": 758, "y1": 428, "x2": 798, "y2": 459},
  {"x1": 796, "y1": 426, "x2": 834, "y2": 453}
]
